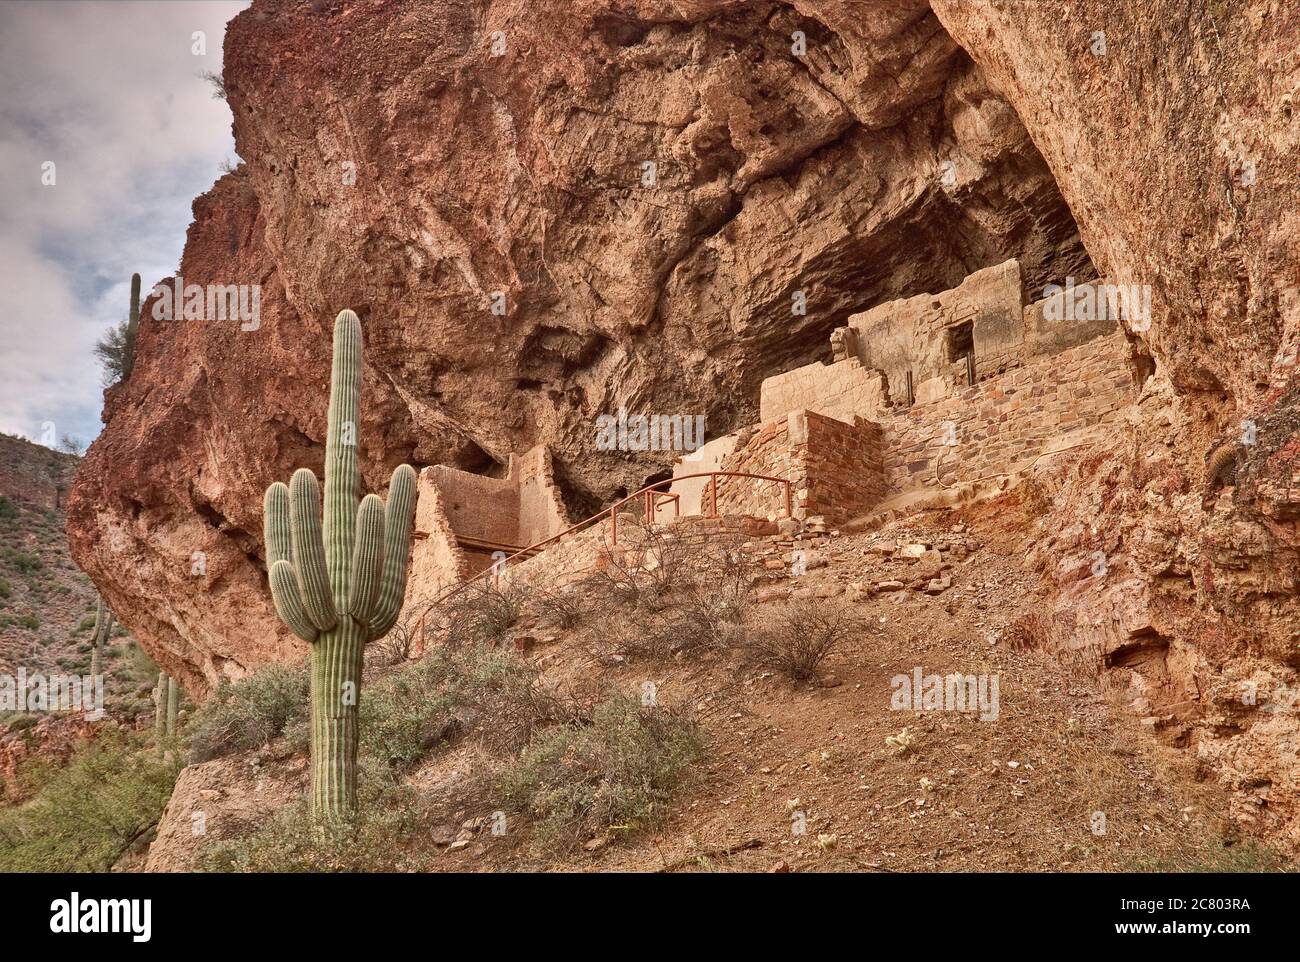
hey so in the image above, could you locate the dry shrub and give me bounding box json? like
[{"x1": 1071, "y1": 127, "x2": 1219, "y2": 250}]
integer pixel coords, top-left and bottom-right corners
[
  {"x1": 740, "y1": 600, "x2": 866, "y2": 682},
  {"x1": 529, "y1": 583, "x2": 586, "y2": 630},
  {"x1": 582, "y1": 524, "x2": 762, "y2": 659},
  {"x1": 368, "y1": 608, "x2": 421, "y2": 666},
  {"x1": 438, "y1": 578, "x2": 531, "y2": 647},
  {"x1": 496, "y1": 692, "x2": 703, "y2": 846}
]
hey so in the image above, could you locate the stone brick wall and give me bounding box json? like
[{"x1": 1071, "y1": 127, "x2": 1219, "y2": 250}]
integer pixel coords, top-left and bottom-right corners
[
  {"x1": 759, "y1": 357, "x2": 887, "y2": 424},
  {"x1": 426, "y1": 465, "x2": 519, "y2": 546},
  {"x1": 882, "y1": 331, "x2": 1134, "y2": 492},
  {"x1": 718, "y1": 409, "x2": 886, "y2": 525}
]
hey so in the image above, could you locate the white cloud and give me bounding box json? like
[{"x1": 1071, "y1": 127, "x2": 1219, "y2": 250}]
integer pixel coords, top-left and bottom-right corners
[{"x1": 0, "y1": 0, "x2": 249, "y2": 448}]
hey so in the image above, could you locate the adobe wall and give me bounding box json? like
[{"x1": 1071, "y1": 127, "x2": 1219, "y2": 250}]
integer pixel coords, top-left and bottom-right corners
[
  {"x1": 654, "y1": 433, "x2": 737, "y2": 523},
  {"x1": 425, "y1": 465, "x2": 519, "y2": 547},
  {"x1": 847, "y1": 259, "x2": 1025, "y2": 396},
  {"x1": 717, "y1": 409, "x2": 886, "y2": 525},
  {"x1": 512, "y1": 445, "x2": 569, "y2": 546},
  {"x1": 406, "y1": 470, "x2": 475, "y2": 609},
  {"x1": 882, "y1": 331, "x2": 1135, "y2": 492},
  {"x1": 759, "y1": 357, "x2": 887, "y2": 425}
]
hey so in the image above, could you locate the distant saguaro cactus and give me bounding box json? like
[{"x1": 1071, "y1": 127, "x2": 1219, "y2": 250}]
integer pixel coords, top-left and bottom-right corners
[
  {"x1": 165, "y1": 675, "x2": 179, "y2": 736},
  {"x1": 89, "y1": 598, "x2": 114, "y2": 681},
  {"x1": 262, "y1": 309, "x2": 417, "y2": 818},
  {"x1": 154, "y1": 671, "x2": 167, "y2": 738}
]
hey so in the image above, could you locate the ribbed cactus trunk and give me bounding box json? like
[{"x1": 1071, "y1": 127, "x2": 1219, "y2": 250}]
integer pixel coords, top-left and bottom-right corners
[
  {"x1": 165, "y1": 675, "x2": 179, "y2": 735},
  {"x1": 89, "y1": 599, "x2": 113, "y2": 681},
  {"x1": 263, "y1": 310, "x2": 417, "y2": 819},
  {"x1": 154, "y1": 672, "x2": 167, "y2": 738}
]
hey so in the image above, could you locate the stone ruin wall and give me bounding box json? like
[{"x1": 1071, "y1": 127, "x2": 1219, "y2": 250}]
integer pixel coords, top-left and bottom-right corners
[
  {"x1": 881, "y1": 331, "x2": 1135, "y2": 492},
  {"x1": 406, "y1": 258, "x2": 1139, "y2": 604},
  {"x1": 717, "y1": 410, "x2": 885, "y2": 525}
]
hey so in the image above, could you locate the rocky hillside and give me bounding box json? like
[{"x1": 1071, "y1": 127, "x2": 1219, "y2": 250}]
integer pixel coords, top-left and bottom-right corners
[
  {"x1": 66, "y1": 0, "x2": 1300, "y2": 852},
  {"x1": 0, "y1": 434, "x2": 157, "y2": 799},
  {"x1": 142, "y1": 500, "x2": 1288, "y2": 871}
]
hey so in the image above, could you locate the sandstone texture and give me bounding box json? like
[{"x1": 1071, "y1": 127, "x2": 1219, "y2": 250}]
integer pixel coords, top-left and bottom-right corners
[
  {"x1": 69, "y1": 0, "x2": 1090, "y2": 692},
  {"x1": 66, "y1": 0, "x2": 1300, "y2": 852}
]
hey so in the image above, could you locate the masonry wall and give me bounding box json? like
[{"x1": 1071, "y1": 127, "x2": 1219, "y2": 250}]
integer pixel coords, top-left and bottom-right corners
[
  {"x1": 718, "y1": 410, "x2": 886, "y2": 525},
  {"x1": 512, "y1": 445, "x2": 570, "y2": 546},
  {"x1": 882, "y1": 331, "x2": 1134, "y2": 492},
  {"x1": 406, "y1": 472, "x2": 475, "y2": 609},
  {"x1": 426, "y1": 465, "x2": 519, "y2": 547},
  {"x1": 759, "y1": 357, "x2": 887, "y2": 424}
]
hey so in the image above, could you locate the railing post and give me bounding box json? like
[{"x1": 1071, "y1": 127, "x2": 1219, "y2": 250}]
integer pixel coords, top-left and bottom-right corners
[
  {"x1": 611, "y1": 507, "x2": 618, "y2": 546},
  {"x1": 709, "y1": 475, "x2": 718, "y2": 517},
  {"x1": 645, "y1": 489, "x2": 653, "y2": 524}
]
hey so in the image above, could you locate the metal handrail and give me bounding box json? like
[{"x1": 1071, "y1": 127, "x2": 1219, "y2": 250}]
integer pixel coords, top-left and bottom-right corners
[{"x1": 413, "y1": 470, "x2": 792, "y2": 643}]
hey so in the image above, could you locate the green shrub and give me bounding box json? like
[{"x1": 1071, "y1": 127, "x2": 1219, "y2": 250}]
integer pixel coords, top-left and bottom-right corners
[
  {"x1": 18, "y1": 615, "x2": 40, "y2": 630},
  {"x1": 199, "y1": 788, "x2": 434, "y2": 872},
  {"x1": 187, "y1": 663, "x2": 310, "y2": 763},
  {"x1": 0, "y1": 577, "x2": 10, "y2": 599},
  {"x1": 497, "y1": 693, "x2": 703, "y2": 846},
  {"x1": 0, "y1": 497, "x2": 15, "y2": 520},
  {"x1": 4, "y1": 550, "x2": 41, "y2": 574},
  {"x1": 0, "y1": 732, "x2": 179, "y2": 872},
  {"x1": 75, "y1": 615, "x2": 96, "y2": 633}
]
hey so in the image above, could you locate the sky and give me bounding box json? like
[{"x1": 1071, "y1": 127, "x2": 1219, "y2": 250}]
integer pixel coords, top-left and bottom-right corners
[{"x1": 0, "y1": 0, "x2": 249, "y2": 450}]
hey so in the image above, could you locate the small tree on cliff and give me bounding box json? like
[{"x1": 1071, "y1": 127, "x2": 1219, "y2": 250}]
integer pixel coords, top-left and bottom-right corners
[{"x1": 261, "y1": 309, "x2": 417, "y2": 819}]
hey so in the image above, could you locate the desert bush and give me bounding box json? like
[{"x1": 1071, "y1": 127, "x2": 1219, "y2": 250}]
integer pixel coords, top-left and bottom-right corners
[
  {"x1": 440, "y1": 579, "x2": 531, "y2": 647},
  {"x1": 199, "y1": 784, "x2": 434, "y2": 872},
  {"x1": 497, "y1": 692, "x2": 703, "y2": 846},
  {"x1": 0, "y1": 497, "x2": 15, "y2": 520},
  {"x1": 0, "y1": 731, "x2": 179, "y2": 872},
  {"x1": 4, "y1": 549, "x2": 41, "y2": 574},
  {"x1": 187, "y1": 663, "x2": 310, "y2": 763},
  {"x1": 529, "y1": 583, "x2": 586, "y2": 630},
  {"x1": 368, "y1": 608, "x2": 420, "y2": 666},
  {"x1": 0, "y1": 577, "x2": 11, "y2": 599},
  {"x1": 739, "y1": 600, "x2": 866, "y2": 682},
  {"x1": 581, "y1": 528, "x2": 761, "y2": 659}
]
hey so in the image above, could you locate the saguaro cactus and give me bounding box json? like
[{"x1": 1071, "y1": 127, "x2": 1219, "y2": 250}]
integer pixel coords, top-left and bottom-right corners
[
  {"x1": 154, "y1": 671, "x2": 167, "y2": 738},
  {"x1": 262, "y1": 309, "x2": 417, "y2": 818},
  {"x1": 89, "y1": 598, "x2": 114, "y2": 680},
  {"x1": 165, "y1": 675, "x2": 179, "y2": 736}
]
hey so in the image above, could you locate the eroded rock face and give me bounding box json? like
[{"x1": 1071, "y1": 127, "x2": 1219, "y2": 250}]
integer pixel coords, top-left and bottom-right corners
[
  {"x1": 932, "y1": 0, "x2": 1300, "y2": 847},
  {"x1": 66, "y1": 0, "x2": 1300, "y2": 850},
  {"x1": 69, "y1": 0, "x2": 1089, "y2": 692}
]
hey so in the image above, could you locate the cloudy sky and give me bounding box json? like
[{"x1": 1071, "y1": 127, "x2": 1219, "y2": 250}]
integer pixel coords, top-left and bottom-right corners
[{"x1": 0, "y1": 0, "x2": 248, "y2": 450}]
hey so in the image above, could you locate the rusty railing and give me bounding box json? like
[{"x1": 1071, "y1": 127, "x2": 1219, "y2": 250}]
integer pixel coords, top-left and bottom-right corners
[{"x1": 413, "y1": 470, "x2": 792, "y2": 644}]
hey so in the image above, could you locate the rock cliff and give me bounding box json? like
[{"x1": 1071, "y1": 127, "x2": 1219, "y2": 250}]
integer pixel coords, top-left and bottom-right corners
[{"x1": 66, "y1": 0, "x2": 1300, "y2": 849}]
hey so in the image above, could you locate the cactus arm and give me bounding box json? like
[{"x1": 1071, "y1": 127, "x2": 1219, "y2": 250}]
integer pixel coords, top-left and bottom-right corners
[
  {"x1": 324, "y1": 309, "x2": 363, "y2": 611},
  {"x1": 348, "y1": 494, "x2": 386, "y2": 621},
  {"x1": 263, "y1": 482, "x2": 293, "y2": 565},
  {"x1": 289, "y1": 468, "x2": 337, "y2": 632},
  {"x1": 270, "y1": 560, "x2": 319, "y2": 642},
  {"x1": 367, "y1": 463, "x2": 417, "y2": 638}
]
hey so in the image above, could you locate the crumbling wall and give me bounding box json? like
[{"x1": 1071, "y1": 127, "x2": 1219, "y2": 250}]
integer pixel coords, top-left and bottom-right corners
[
  {"x1": 759, "y1": 357, "x2": 888, "y2": 424},
  {"x1": 718, "y1": 409, "x2": 886, "y2": 525},
  {"x1": 512, "y1": 445, "x2": 570, "y2": 546},
  {"x1": 882, "y1": 332, "x2": 1134, "y2": 492},
  {"x1": 406, "y1": 470, "x2": 474, "y2": 609},
  {"x1": 848, "y1": 259, "x2": 1025, "y2": 395},
  {"x1": 425, "y1": 465, "x2": 519, "y2": 548}
]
